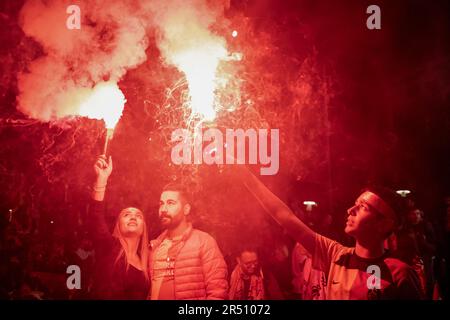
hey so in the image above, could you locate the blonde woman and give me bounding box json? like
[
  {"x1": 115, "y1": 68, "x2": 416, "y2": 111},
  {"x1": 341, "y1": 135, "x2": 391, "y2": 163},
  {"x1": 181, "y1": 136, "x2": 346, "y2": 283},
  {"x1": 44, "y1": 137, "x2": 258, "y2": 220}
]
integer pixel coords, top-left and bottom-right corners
[{"x1": 89, "y1": 155, "x2": 150, "y2": 299}]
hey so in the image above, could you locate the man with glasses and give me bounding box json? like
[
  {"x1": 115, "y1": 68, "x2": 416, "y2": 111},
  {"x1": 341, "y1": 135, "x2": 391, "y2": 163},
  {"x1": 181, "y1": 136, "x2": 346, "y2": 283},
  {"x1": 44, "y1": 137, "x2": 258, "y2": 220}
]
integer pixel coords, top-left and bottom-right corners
[{"x1": 229, "y1": 248, "x2": 284, "y2": 300}]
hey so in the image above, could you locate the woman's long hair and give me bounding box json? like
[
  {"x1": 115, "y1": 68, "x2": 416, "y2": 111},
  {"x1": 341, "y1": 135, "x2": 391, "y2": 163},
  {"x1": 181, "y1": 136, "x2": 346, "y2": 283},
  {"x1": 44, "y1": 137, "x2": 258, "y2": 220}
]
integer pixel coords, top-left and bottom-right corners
[{"x1": 112, "y1": 207, "x2": 149, "y2": 281}]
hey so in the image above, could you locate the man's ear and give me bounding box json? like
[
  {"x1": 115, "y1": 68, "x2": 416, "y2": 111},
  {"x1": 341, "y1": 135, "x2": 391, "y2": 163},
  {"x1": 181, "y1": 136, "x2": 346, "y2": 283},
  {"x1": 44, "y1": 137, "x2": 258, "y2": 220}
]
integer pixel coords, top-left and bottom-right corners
[
  {"x1": 378, "y1": 217, "x2": 394, "y2": 238},
  {"x1": 183, "y1": 203, "x2": 191, "y2": 216}
]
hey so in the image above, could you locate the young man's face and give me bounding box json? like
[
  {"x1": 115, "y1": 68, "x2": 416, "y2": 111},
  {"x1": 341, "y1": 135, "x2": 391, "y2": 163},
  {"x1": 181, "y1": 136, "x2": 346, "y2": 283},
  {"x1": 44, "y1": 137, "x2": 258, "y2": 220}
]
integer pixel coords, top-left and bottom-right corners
[
  {"x1": 345, "y1": 193, "x2": 390, "y2": 239},
  {"x1": 159, "y1": 190, "x2": 188, "y2": 230},
  {"x1": 407, "y1": 209, "x2": 422, "y2": 225}
]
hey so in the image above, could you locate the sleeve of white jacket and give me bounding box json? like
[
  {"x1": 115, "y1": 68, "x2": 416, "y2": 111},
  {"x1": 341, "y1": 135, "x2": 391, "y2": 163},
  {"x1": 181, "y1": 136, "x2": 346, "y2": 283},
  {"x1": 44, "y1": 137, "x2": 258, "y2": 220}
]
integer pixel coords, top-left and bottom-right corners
[{"x1": 201, "y1": 234, "x2": 229, "y2": 300}]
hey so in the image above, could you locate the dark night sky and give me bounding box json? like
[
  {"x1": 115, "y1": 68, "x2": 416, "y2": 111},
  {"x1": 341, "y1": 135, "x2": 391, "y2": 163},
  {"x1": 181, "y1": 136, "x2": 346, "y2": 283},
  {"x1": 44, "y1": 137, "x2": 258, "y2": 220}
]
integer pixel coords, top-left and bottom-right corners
[{"x1": 251, "y1": 0, "x2": 450, "y2": 219}]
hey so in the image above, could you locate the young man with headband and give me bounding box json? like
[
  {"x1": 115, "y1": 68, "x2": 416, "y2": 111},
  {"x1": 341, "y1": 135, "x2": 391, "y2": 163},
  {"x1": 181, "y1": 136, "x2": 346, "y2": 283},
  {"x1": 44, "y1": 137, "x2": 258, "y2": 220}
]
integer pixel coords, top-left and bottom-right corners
[{"x1": 237, "y1": 167, "x2": 424, "y2": 299}]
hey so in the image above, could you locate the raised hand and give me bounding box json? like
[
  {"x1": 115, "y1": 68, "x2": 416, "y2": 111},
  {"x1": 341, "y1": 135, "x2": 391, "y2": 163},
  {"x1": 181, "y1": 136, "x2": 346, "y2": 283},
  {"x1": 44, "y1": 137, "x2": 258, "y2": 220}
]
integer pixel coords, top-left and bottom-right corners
[{"x1": 94, "y1": 154, "x2": 113, "y2": 185}]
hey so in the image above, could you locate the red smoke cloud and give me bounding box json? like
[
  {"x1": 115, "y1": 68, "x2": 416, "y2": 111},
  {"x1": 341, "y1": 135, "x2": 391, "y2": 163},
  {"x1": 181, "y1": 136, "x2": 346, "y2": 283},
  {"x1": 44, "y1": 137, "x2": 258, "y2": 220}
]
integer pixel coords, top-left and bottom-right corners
[{"x1": 17, "y1": 0, "x2": 231, "y2": 123}]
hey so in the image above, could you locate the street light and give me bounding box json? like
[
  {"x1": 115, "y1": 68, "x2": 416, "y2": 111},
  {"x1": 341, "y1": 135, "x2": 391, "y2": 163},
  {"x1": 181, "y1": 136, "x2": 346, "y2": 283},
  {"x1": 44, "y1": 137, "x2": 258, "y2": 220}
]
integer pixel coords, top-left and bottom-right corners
[
  {"x1": 396, "y1": 190, "x2": 411, "y2": 198},
  {"x1": 303, "y1": 201, "x2": 318, "y2": 212}
]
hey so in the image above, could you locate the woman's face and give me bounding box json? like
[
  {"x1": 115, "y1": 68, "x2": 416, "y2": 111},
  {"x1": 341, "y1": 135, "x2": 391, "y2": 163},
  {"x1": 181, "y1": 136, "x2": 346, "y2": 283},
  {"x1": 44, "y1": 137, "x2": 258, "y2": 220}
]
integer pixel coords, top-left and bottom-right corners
[{"x1": 119, "y1": 209, "x2": 144, "y2": 237}]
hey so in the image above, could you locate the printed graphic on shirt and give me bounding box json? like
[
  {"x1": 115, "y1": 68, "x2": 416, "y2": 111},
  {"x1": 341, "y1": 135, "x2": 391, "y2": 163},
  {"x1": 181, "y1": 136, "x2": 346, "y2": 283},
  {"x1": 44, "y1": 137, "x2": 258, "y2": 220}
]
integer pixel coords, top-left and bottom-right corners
[{"x1": 313, "y1": 234, "x2": 423, "y2": 300}]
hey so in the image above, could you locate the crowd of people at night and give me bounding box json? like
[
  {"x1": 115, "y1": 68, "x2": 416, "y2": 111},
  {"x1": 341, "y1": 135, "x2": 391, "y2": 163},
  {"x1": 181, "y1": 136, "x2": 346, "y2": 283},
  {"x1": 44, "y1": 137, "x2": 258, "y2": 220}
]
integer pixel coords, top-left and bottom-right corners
[{"x1": 0, "y1": 156, "x2": 448, "y2": 300}]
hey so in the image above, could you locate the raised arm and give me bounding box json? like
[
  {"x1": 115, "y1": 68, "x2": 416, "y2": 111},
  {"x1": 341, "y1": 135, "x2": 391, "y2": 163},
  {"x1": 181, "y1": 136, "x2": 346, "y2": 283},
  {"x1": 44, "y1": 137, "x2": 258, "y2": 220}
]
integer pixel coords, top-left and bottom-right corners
[
  {"x1": 238, "y1": 166, "x2": 317, "y2": 254},
  {"x1": 89, "y1": 155, "x2": 114, "y2": 241}
]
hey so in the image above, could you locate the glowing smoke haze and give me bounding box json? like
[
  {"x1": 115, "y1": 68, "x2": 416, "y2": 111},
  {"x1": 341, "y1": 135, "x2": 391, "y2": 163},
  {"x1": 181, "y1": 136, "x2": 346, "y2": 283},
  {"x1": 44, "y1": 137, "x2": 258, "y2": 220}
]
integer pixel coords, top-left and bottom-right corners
[{"x1": 17, "y1": 0, "x2": 231, "y2": 125}]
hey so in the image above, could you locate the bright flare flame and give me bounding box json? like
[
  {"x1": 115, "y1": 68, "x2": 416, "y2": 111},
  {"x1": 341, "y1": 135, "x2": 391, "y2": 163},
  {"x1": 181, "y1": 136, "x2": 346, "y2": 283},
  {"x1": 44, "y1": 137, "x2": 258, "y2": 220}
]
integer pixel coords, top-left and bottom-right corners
[
  {"x1": 79, "y1": 82, "x2": 126, "y2": 128},
  {"x1": 172, "y1": 43, "x2": 227, "y2": 121}
]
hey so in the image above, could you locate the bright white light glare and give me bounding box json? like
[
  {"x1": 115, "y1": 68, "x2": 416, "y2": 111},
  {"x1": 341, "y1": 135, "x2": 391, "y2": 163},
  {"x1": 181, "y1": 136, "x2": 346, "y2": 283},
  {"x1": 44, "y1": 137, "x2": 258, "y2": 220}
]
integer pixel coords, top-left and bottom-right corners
[
  {"x1": 173, "y1": 43, "x2": 227, "y2": 121},
  {"x1": 232, "y1": 30, "x2": 238, "y2": 37},
  {"x1": 79, "y1": 82, "x2": 126, "y2": 129},
  {"x1": 396, "y1": 190, "x2": 411, "y2": 197},
  {"x1": 303, "y1": 201, "x2": 318, "y2": 212}
]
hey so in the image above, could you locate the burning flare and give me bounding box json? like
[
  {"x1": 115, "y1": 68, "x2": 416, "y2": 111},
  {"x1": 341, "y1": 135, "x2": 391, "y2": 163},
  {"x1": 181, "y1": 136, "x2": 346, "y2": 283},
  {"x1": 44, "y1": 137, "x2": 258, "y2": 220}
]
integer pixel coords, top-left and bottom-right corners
[
  {"x1": 78, "y1": 81, "x2": 125, "y2": 155},
  {"x1": 174, "y1": 43, "x2": 228, "y2": 121},
  {"x1": 78, "y1": 82, "x2": 126, "y2": 129},
  {"x1": 151, "y1": 0, "x2": 230, "y2": 121}
]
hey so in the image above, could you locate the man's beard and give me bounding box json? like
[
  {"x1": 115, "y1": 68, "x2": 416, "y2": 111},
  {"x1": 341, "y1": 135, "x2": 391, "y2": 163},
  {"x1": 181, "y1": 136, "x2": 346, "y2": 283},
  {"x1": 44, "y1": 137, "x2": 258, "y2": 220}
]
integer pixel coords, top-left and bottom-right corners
[{"x1": 160, "y1": 215, "x2": 172, "y2": 227}]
